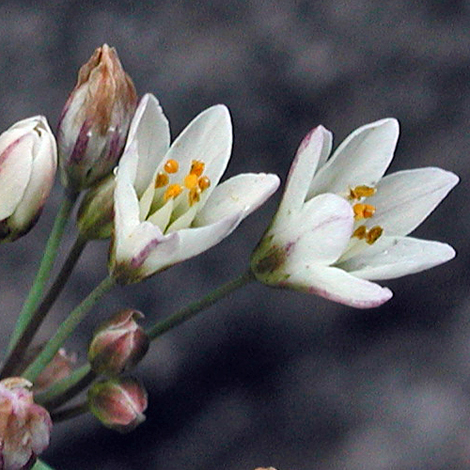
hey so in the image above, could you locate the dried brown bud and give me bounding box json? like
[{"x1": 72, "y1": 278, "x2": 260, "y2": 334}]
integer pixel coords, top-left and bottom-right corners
[{"x1": 58, "y1": 44, "x2": 137, "y2": 191}]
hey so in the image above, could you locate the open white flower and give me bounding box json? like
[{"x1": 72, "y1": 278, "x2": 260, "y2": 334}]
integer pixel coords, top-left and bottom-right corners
[
  {"x1": 251, "y1": 119, "x2": 458, "y2": 308},
  {"x1": 110, "y1": 94, "x2": 280, "y2": 284}
]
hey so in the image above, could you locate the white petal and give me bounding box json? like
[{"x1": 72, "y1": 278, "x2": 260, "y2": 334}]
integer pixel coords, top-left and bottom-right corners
[
  {"x1": 285, "y1": 265, "x2": 393, "y2": 309},
  {"x1": 123, "y1": 222, "x2": 174, "y2": 270},
  {"x1": 308, "y1": 118, "x2": 399, "y2": 196},
  {"x1": 369, "y1": 167, "x2": 459, "y2": 236},
  {"x1": 278, "y1": 193, "x2": 354, "y2": 267},
  {"x1": 0, "y1": 134, "x2": 34, "y2": 220},
  {"x1": 114, "y1": 172, "x2": 142, "y2": 258},
  {"x1": 162, "y1": 105, "x2": 232, "y2": 204},
  {"x1": 123, "y1": 94, "x2": 170, "y2": 196},
  {"x1": 135, "y1": 229, "x2": 180, "y2": 278},
  {"x1": 338, "y1": 235, "x2": 456, "y2": 280},
  {"x1": 194, "y1": 173, "x2": 280, "y2": 226},
  {"x1": 8, "y1": 117, "x2": 57, "y2": 229},
  {"x1": 143, "y1": 213, "x2": 243, "y2": 272},
  {"x1": 276, "y1": 126, "x2": 332, "y2": 220}
]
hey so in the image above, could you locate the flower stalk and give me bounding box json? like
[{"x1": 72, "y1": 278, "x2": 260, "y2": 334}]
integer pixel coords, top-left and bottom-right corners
[
  {"x1": 22, "y1": 276, "x2": 116, "y2": 383},
  {"x1": 1, "y1": 235, "x2": 88, "y2": 379},
  {"x1": 5, "y1": 189, "x2": 79, "y2": 362},
  {"x1": 147, "y1": 270, "x2": 255, "y2": 340}
]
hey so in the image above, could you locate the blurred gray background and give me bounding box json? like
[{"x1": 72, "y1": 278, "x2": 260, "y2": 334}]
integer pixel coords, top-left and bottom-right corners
[{"x1": 0, "y1": 1, "x2": 469, "y2": 469}]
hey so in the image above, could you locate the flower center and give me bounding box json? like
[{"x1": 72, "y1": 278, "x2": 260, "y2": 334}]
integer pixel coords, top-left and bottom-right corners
[
  {"x1": 347, "y1": 185, "x2": 383, "y2": 245},
  {"x1": 154, "y1": 158, "x2": 211, "y2": 207}
]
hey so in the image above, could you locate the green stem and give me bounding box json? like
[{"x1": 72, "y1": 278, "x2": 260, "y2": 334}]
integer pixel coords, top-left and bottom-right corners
[
  {"x1": 22, "y1": 276, "x2": 116, "y2": 383},
  {"x1": 7, "y1": 189, "x2": 78, "y2": 355},
  {"x1": 33, "y1": 460, "x2": 55, "y2": 470},
  {"x1": 0, "y1": 236, "x2": 88, "y2": 379},
  {"x1": 147, "y1": 270, "x2": 255, "y2": 340},
  {"x1": 51, "y1": 401, "x2": 89, "y2": 422},
  {"x1": 35, "y1": 363, "x2": 95, "y2": 409},
  {"x1": 34, "y1": 271, "x2": 255, "y2": 412}
]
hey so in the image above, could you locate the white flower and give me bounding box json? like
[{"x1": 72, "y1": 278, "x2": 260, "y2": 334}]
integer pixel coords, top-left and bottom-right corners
[
  {"x1": 251, "y1": 119, "x2": 458, "y2": 308},
  {"x1": 110, "y1": 94, "x2": 280, "y2": 284},
  {"x1": 0, "y1": 116, "x2": 57, "y2": 242}
]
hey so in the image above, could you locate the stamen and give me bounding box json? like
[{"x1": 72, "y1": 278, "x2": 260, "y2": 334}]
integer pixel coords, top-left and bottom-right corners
[
  {"x1": 164, "y1": 184, "x2": 183, "y2": 201},
  {"x1": 198, "y1": 176, "x2": 211, "y2": 191},
  {"x1": 184, "y1": 174, "x2": 198, "y2": 190},
  {"x1": 188, "y1": 187, "x2": 201, "y2": 206},
  {"x1": 155, "y1": 172, "x2": 169, "y2": 188},
  {"x1": 353, "y1": 203, "x2": 376, "y2": 220},
  {"x1": 352, "y1": 225, "x2": 367, "y2": 240},
  {"x1": 366, "y1": 226, "x2": 383, "y2": 245},
  {"x1": 190, "y1": 160, "x2": 205, "y2": 177},
  {"x1": 349, "y1": 185, "x2": 377, "y2": 200},
  {"x1": 164, "y1": 159, "x2": 179, "y2": 174}
]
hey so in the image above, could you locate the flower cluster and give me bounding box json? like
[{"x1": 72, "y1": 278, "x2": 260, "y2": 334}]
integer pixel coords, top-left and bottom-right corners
[{"x1": 0, "y1": 43, "x2": 459, "y2": 469}]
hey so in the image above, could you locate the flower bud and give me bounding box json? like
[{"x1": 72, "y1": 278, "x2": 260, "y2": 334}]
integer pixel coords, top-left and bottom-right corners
[
  {"x1": 58, "y1": 44, "x2": 137, "y2": 191},
  {"x1": 88, "y1": 377, "x2": 147, "y2": 433},
  {"x1": 77, "y1": 174, "x2": 115, "y2": 240},
  {"x1": 0, "y1": 377, "x2": 52, "y2": 470},
  {"x1": 34, "y1": 348, "x2": 77, "y2": 393},
  {"x1": 0, "y1": 116, "x2": 57, "y2": 243},
  {"x1": 88, "y1": 309, "x2": 149, "y2": 376}
]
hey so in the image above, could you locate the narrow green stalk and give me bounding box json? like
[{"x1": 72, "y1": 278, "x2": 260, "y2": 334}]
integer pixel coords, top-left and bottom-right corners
[
  {"x1": 22, "y1": 276, "x2": 116, "y2": 383},
  {"x1": 34, "y1": 271, "x2": 255, "y2": 412},
  {"x1": 0, "y1": 236, "x2": 88, "y2": 379},
  {"x1": 35, "y1": 363, "x2": 94, "y2": 409},
  {"x1": 147, "y1": 270, "x2": 255, "y2": 340},
  {"x1": 7, "y1": 189, "x2": 78, "y2": 355},
  {"x1": 33, "y1": 460, "x2": 55, "y2": 470},
  {"x1": 51, "y1": 401, "x2": 89, "y2": 422}
]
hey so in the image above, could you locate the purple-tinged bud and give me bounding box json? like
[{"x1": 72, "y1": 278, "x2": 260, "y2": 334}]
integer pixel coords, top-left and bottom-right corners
[
  {"x1": 34, "y1": 348, "x2": 77, "y2": 393},
  {"x1": 0, "y1": 116, "x2": 57, "y2": 243},
  {"x1": 77, "y1": 174, "x2": 116, "y2": 240},
  {"x1": 88, "y1": 309, "x2": 149, "y2": 376},
  {"x1": 88, "y1": 377, "x2": 147, "y2": 433},
  {"x1": 58, "y1": 44, "x2": 137, "y2": 191},
  {"x1": 0, "y1": 377, "x2": 52, "y2": 470}
]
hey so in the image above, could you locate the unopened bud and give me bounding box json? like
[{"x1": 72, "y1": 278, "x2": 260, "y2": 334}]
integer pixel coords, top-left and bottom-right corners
[
  {"x1": 0, "y1": 116, "x2": 57, "y2": 243},
  {"x1": 58, "y1": 44, "x2": 137, "y2": 191},
  {"x1": 88, "y1": 309, "x2": 149, "y2": 376},
  {"x1": 0, "y1": 377, "x2": 52, "y2": 469},
  {"x1": 34, "y1": 348, "x2": 77, "y2": 393},
  {"x1": 88, "y1": 377, "x2": 147, "y2": 433},
  {"x1": 77, "y1": 174, "x2": 116, "y2": 240}
]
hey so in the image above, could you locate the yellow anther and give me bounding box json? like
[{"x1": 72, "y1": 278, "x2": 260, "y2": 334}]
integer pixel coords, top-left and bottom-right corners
[
  {"x1": 366, "y1": 226, "x2": 383, "y2": 245},
  {"x1": 353, "y1": 203, "x2": 376, "y2": 220},
  {"x1": 164, "y1": 184, "x2": 183, "y2": 201},
  {"x1": 190, "y1": 160, "x2": 205, "y2": 177},
  {"x1": 184, "y1": 173, "x2": 198, "y2": 190},
  {"x1": 349, "y1": 185, "x2": 377, "y2": 200},
  {"x1": 198, "y1": 175, "x2": 211, "y2": 191},
  {"x1": 164, "y1": 159, "x2": 179, "y2": 174},
  {"x1": 352, "y1": 225, "x2": 367, "y2": 240},
  {"x1": 155, "y1": 172, "x2": 169, "y2": 188},
  {"x1": 188, "y1": 187, "x2": 201, "y2": 206}
]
